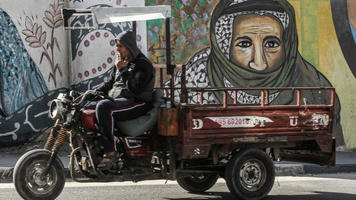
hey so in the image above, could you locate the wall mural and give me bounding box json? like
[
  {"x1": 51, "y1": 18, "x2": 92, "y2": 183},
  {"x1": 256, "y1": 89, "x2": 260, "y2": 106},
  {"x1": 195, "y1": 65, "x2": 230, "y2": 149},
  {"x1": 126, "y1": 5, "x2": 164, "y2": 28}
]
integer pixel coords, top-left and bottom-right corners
[
  {"x1": 69, "y1": 4, "x2": 131, "y2": 85},
  {"x1": 0, "y1": 5, "x2": 64, "y2": 146},
  {"x1": 149, "y1": 0, "x2": 345, "y2": 147},
  {"x1": 0, "y1": 9, "x2": 49, "y2": 117},
  {"x1": 1, "y1": 0, "x2": 355, "y2": 148},
  {"x1": 0, "y1": 0, "x2": 69, "y2": 146},
  {"x1": 147, "y1": 0, "x2": 218, "y2": 64},
  {"x1": 69, "y1": 0, "x2": 146, "y2": 85},
  {"x1": 0, "y1": 0, "x2": 144, "y2": 147},
  {"x1": 331, "y1": 0, "x2": 356, "y2": 78},
  {"x1": 0, "y1": 89, "x2": 67, "y2": 146},
  {"x1": 20, "y1": 0, "x2": 64, "y2": 88}
]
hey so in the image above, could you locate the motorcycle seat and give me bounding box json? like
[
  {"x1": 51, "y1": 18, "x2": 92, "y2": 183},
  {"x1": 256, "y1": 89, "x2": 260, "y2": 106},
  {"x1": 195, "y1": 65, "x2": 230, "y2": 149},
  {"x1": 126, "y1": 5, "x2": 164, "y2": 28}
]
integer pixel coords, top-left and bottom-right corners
[{"x1": 116, "y1": 89, "x2": 163, "y2": 137}]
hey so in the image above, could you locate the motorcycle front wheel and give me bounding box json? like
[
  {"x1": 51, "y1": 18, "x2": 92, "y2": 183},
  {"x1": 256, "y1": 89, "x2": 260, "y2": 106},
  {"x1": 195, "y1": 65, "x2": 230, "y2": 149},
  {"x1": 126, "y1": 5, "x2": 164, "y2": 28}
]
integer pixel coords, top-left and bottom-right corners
[{"x1": 13, "y1": 149, "x2": 65, "y2": 200}]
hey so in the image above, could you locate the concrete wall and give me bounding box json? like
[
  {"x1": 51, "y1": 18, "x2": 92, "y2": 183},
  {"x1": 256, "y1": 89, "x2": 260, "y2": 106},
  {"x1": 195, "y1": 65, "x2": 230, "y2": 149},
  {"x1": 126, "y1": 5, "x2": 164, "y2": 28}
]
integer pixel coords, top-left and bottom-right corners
[{"x1": 1, "y1": 0, "x2": 355, "y2": 149}]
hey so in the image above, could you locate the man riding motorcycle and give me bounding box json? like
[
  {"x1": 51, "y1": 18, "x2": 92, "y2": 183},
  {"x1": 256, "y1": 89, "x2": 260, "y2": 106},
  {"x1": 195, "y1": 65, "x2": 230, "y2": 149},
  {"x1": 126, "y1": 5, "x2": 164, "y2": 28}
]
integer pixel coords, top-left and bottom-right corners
[{"x1": 93, "y1": 30, "x2": 155, "y2": 169}]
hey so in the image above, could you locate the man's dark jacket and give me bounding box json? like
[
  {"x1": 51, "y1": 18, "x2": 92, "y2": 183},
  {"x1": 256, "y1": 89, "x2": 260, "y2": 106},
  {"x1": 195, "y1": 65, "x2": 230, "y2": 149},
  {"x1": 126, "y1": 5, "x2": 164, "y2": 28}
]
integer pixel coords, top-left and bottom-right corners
[{"x1": 96, "y1": 53, "x2": 155, "y2": 102}]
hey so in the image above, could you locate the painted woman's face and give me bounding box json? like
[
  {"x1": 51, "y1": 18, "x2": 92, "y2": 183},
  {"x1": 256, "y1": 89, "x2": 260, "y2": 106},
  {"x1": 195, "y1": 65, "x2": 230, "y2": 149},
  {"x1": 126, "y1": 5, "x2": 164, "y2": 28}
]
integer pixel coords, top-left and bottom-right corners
[{"x1": 230, "y1": 14, "x2": 285, "y2": 72}]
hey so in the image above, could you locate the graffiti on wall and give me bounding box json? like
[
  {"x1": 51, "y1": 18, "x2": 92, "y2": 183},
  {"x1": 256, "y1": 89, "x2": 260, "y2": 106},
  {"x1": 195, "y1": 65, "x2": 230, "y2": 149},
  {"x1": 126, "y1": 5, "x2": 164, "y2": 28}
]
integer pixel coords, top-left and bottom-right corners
[
  {"x1": 0, "y1": 0, "x2": 145, "y2": 147},
  {"x1": 0, "y1": 2, "x2": 67, "y2": 146},
  {"x1": 0, "y1": 0, "x2": 354, "y2": 148},
  {"x1": 69, "y1": 4, "x2": 132, "y2": 85},
  {"x1": 0, "y1": 89, "x2": 67, "y2": 146},
  {"x1": 20, "y1": 0, "x2": 64, "y2": 88},
  {"x1": 331, "y1": 0, "x2": 356, "y2": 78},
  {"x1": 165, "y1": 0, "x2": 345, "y2": 146},
  {"x1": 0, "y1": 8, "x2": 49, "y2": 117},
  {"x1": 69, "y1": 0, "x2": 146, "y2": 85},
  {"x1": 147, "y1": 0, "x2": 218, "y2": 64},
  {"x1": 0, "y1": 0, "x2": 68, "y2": 146}
]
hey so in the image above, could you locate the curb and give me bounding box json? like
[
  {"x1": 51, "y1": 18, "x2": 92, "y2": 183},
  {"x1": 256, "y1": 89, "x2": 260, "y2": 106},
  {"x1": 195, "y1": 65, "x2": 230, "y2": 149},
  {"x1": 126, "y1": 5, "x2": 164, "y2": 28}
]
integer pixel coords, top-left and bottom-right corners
[
  {"x1": 0, "y1": 167, "x2": 13, "y2": 182},
  {"x1": 275, "y1": 163, "x2": 356, "y2": 176},
  {"x1": 2, "y1": 164, "x2": 356, "y2": 183},
  {"x1": 304, "y1": 164, "x2": 356, "y2": 174},
  {"x1": 275, "y1": 163, "x2": 304, "y2": 176}
]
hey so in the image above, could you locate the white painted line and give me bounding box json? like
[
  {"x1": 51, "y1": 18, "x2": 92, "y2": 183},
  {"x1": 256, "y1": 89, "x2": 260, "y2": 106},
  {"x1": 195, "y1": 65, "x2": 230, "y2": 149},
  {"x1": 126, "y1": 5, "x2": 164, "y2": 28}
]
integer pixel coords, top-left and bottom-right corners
[
  {"x1": 2, "y1": 176, "x2": 355, "y2": 190},
  {"x1": 0, "y1": 179, "x2": 226, "y2": 189}
]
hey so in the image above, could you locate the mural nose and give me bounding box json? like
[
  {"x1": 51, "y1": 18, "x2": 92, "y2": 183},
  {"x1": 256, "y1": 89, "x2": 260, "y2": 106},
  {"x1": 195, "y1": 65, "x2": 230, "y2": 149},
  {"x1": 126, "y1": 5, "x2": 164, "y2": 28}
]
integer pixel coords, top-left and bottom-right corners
[
  {"x1": 249, "y1": 62, "x2": 267, "y2": 71},
  {"x1": 249, "y1": 45, "x2": 267, "y2": 71}
]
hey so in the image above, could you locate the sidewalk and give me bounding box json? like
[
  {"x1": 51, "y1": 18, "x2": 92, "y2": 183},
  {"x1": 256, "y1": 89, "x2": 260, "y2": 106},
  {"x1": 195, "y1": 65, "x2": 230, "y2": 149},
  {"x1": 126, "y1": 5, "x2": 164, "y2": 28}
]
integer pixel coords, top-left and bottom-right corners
[
  {"x1": 275, "y1": 151, "x2": 356, "y2": 175},
  {"x1": 1, "y1": 151, "x2": 356, "y2": 182}
]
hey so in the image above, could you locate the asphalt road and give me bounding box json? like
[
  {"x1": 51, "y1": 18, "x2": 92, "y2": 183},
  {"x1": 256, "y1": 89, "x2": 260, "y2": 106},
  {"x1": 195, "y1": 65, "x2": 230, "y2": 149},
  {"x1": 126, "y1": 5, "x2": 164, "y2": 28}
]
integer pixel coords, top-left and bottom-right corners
[{"x1": 2, "y1": 173, "x2": 356, "y2": 200}]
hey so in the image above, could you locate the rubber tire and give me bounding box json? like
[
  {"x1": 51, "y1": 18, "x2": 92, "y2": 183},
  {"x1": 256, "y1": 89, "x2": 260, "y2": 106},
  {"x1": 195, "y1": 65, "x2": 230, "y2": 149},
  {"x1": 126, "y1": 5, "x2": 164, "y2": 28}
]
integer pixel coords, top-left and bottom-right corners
[
  {"x1": 225, "y1": 148, "x2": 275, "y2": 200},
  {"x1": 13, "y1": 149, "x2": 65, "y2": 200},
  {"x1": 177, "y1": 173, "x2": 219, "y2": 193}
]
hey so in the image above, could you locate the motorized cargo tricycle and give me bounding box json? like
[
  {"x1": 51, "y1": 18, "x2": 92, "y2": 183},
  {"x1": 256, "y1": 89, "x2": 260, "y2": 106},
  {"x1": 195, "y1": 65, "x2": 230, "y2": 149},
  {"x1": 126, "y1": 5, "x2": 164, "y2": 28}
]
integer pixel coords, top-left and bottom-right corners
[{"x1": 13, "y1": 6, "x2": 336, "y2": 200}]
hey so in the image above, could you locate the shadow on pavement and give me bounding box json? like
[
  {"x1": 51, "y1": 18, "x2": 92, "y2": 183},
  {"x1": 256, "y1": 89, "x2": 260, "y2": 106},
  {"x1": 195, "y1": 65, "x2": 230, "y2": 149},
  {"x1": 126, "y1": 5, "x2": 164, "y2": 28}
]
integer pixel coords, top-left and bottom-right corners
[
  {"x1": 163, "y1": 191, "x2": 235, "y2": 200},
  {"x1": 163, "y1": 191, "x2": 356, "y2": 200},
  {"x1": 267, "y1": 191, "x2": 356, "y2": 200}
]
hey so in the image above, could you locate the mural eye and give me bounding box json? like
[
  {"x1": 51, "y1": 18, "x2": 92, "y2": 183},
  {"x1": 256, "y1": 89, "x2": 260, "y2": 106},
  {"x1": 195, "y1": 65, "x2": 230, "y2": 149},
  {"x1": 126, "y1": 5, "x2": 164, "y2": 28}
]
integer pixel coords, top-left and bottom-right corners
[
  {"x1": 236, "y1": 41, "x2": 252, "y2": 48},
  {"x1": 265, "y1": 40, "x2": 280, "y2": 48}
]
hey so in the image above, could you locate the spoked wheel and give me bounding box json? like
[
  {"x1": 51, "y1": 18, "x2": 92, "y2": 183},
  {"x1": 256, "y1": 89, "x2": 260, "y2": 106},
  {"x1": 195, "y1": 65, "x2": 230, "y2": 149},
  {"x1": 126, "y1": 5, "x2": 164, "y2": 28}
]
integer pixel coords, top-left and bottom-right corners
[
  {"x1": 13, "y1": 149, "x2": 65, "y2": 200},
  {"x1": 177, "y1": 173, "x2": 219, "y2": 193},
  {"x1": 225, "y1": 148, "x2": 275, "y2": 200}
]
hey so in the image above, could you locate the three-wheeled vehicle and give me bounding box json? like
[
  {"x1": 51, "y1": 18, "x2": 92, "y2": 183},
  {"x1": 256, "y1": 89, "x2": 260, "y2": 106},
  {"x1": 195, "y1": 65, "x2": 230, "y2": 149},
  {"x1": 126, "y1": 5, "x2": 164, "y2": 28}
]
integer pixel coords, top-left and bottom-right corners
[{"x1": 13, "y1": 5, "x2": 336, "y2": 200}]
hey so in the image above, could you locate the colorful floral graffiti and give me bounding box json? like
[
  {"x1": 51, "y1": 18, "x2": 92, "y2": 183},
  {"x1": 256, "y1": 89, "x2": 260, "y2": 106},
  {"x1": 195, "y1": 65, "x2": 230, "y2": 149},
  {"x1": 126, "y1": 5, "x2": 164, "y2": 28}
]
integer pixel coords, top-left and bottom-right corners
[
  {"x1": 0, "y1": 7, "x2": 54, "y2": 147},
  {"x1": 0, "y1": 8, "x2": 48, "y2": 116},
  {"x1": 0, "y1": 0, "x2": 355, "y2": 148},
  {"x1": 147, "y1": 0, "x2": 218, "y2": 64},
  {"x1": 20, "y1": 0, "x2": 64, "y2": 87},
  {"x1": 0, "y1": 0, "x2": 145, "y2": 147},
  {"x1": 331, "y1": 0, "x2": 356, "y2": 78}
]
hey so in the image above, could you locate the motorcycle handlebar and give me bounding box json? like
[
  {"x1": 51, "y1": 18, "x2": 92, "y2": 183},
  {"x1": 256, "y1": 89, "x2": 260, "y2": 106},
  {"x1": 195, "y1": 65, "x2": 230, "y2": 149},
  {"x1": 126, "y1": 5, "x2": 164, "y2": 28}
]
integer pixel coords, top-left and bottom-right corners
[{"x1": 74, "y1": 90, "x2": 114, "y2": 106}]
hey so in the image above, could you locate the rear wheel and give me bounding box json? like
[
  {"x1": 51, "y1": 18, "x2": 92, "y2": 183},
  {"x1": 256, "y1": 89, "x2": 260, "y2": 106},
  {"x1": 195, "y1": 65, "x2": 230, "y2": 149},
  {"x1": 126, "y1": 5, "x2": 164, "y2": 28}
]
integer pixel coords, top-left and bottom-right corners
[
  {"x1": 177, "y1": 173, "x2": 219, "y2": 193},
  {"x1": 13, "y1": 149, "x2": 65, "y2": 200},
  {"x1": 225, "y1": 148, "x2": 275, "y2": 200}
]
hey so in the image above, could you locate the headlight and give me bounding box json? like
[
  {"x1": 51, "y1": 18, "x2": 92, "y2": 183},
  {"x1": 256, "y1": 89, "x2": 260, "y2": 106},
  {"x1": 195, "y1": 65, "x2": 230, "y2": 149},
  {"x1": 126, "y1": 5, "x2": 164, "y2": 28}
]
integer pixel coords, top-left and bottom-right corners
[{"x1": 49, "y1": 100, "x2": 64, "y2": 120}]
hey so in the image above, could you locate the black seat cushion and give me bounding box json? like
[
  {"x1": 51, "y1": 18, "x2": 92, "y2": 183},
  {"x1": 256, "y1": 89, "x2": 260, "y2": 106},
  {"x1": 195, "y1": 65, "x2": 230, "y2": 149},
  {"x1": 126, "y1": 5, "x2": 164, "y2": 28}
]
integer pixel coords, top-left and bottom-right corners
[{"x1": 116, "y1": 89, "x2": 163, "y2": 136}]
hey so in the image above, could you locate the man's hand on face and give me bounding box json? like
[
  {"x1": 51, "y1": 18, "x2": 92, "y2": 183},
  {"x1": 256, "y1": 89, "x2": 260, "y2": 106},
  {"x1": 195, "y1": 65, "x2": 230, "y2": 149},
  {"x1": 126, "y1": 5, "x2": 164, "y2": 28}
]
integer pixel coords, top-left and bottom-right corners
[{"x1": 115, "y1": 53, "x2": 128, "y2": 69}]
